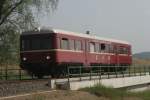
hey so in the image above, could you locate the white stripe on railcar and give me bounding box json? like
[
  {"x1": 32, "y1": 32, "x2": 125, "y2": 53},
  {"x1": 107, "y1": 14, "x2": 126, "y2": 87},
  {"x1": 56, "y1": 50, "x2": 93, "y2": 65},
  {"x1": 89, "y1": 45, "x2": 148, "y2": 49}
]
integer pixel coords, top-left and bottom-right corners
[{"x1": 53, "y1": 29, "x2": 130, "y2": 44}]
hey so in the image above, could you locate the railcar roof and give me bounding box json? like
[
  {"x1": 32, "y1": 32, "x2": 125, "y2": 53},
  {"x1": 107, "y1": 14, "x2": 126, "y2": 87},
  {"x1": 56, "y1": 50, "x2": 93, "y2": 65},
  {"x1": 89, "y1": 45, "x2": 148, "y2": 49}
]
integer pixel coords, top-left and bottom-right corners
[{"x1": 22, "y1": 28, "x2": 130, "y2": 45}]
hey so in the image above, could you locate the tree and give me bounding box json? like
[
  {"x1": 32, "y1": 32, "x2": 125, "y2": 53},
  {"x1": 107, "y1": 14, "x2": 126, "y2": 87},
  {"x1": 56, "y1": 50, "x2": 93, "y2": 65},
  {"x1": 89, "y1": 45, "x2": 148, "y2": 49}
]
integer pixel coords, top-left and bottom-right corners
[
  {"x1": 0, "y1": 0, "x2": 58, "y2": 65},
  {"x1": 0, "y1": 0, "x2": 58, "y2": 29},
  {"x1": 0, "y1": 26, "x2": 19, "y2": 65}
]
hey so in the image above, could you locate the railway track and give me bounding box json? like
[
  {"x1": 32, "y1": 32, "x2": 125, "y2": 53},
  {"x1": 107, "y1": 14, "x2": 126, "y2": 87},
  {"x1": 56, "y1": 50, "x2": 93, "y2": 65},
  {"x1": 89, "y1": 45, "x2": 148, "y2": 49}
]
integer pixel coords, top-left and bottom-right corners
[
  {"x1": 0, "y1": 79, "x2": 52, "y2": 97},
  {"x1": 0, "y1": 70, "x2": 149, "y2": 98}
]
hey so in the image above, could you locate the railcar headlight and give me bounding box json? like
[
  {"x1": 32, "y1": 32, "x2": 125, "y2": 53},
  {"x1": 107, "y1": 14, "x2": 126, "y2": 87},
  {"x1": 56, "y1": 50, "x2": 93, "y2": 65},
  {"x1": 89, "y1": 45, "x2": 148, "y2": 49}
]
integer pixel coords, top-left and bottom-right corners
[
  {"x1": 46, "y1": 56, "x2": 50, "y2": 60},
  {"x1": 23, "y1": 57, "x2": 27, "y2": 61}
]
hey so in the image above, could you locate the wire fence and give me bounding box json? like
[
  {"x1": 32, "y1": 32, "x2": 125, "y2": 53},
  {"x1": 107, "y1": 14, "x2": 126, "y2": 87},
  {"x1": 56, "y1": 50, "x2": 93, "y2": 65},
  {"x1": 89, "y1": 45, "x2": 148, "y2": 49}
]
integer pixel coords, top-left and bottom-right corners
[
  {"x1": 0, "y1": 69, "x2": 36, "y2": 80},
  {"x1": 67, "y1": 66, "x2": 150, "y2": 81},
  {"x1": 0, "y1": 65, "x2": 150, "y2": 81}
]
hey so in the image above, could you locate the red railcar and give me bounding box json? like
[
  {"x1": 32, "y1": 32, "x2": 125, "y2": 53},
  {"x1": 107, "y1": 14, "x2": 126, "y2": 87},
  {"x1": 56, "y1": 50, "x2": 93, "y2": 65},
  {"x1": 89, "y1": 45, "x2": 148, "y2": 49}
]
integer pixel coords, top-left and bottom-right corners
[{"x1": 20, "y1": 28, "x2": 132, "y2": 77}]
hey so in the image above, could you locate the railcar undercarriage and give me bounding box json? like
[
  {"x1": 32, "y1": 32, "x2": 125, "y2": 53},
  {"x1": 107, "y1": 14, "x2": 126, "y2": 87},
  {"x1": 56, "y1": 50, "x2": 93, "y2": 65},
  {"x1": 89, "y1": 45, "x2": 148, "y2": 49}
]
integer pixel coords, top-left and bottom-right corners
[{"x1": 20, "y1": 62, "x2": 129, "y2": 78}]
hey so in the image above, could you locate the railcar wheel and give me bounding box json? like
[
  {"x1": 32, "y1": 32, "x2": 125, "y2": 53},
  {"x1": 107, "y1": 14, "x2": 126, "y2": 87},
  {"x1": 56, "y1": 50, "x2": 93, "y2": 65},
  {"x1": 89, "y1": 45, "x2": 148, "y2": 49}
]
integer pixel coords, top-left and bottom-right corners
[
  {"x1": 37, "y1": 75, "x2": 43, "y2": 79},
  {"x1": 33, "y1": 73, "x2": 44, "y2": 79}
]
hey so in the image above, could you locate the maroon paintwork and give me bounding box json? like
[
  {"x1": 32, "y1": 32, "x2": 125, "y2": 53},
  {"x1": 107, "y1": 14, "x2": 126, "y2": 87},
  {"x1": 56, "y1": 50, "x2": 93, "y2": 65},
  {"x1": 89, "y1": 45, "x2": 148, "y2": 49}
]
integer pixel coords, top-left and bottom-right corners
[
  {"x1": 20, "y1": 30, "x2": 132, "y2": 77},
  {"x1": 54, "y1": 33, "x2": 132, "y2": 66}
]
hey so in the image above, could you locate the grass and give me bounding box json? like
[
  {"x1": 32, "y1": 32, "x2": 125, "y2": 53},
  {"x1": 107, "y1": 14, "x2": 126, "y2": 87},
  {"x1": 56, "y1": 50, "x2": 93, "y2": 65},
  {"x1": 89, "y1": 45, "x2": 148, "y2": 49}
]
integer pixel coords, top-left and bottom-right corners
[
  {"x1": 32, "y1": 94, "x2": 46, "y2": 100},
  {"x1": 80, "y1": 84, "x2": 130, "y2": 100},
  {"x1": 130, "y1": 90, "x2": 150, "y2": 100},
  {"x1": 80, "y1": 84, "x2": 150, "y2": 100},
  {"x1": 0, "y1": 69, "x2": 34, "y2": 80},
  {"x1": 22, "y1": 94, "x2": 46, "y2": 100}
]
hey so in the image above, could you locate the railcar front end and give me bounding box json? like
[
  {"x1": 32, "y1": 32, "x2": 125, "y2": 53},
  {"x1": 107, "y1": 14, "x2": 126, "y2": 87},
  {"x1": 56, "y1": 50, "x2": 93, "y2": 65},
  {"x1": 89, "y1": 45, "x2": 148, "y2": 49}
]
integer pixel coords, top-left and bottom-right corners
[{"x1": 20, "y1": 30, "x2": 58, "y2": 78}]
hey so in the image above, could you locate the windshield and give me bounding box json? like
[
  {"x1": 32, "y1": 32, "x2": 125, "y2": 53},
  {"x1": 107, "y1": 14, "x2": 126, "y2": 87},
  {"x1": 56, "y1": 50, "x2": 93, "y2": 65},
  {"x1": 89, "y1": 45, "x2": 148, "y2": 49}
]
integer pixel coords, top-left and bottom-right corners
[{"x1": 21, "y1": 34, "x2": 53, "y2": 51}]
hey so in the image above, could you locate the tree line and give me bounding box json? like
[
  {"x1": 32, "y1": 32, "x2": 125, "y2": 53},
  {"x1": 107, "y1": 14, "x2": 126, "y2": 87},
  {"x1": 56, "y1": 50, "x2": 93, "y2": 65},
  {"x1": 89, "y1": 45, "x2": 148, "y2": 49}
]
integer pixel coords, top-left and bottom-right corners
[{"x1": 0, "y1": 0, "x2": 58, "y2": 65}]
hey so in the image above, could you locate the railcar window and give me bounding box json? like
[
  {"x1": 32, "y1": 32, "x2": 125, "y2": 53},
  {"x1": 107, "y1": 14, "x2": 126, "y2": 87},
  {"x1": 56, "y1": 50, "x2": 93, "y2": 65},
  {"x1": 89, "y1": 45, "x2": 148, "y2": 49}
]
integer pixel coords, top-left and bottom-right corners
[
  {"x1": 118, "y1": 47, "x2": 121, "y2": 54},
  {"x1": 105, "y1": 44, "x2": 110, "y2": 53},
  {"x1": 90, "y1": 42, "x2": 95, "y2": 52},
  {"x1": 21, "y1": 40, "x2": 30, "y2": 51},
  {"x1": 123, "y1": 48, "x2": 128, "y2": 54},
  {"x1": 61, "y1": 38, "x2": 69, "y2": 50},
  {"x1": 120, "y1": 47, "x2": 124, "y2": 54},
  {"x1": 75, "y1": 40, "x2": 82, "y2": 51},
  {"x1": 70, "y1": 40, "x2": 75, "y2": 50},
  {"x1": 126, "y1": 48, "x2": 129, "y2": 54},
  {"x1": 109, "y1": 45, "x2": 114, "y2": 53},
  {"x1": 100, "y1": 43, "x2": 106, "y2": 52},
  {"x1": 41, "y1": 38, "x2": 52, "y2": 49},
  {"x1": 82, "y1": 42, "x2": 85, "y2": 51},
  {"x1": 99, "y1": 44, "x2": 101, "y2": 52},
  {"x1": 21, "y1": 37, "x2": 52, "y2": 51},
  {"x1": 31, "y1": 39, "x2": 40, "y2": 50},
  {"x1": 118, "y1": 46, "x2": 128, "y2": 54},
  {"x1": 96, "y1": 43, "x2": 99, "y2": 52}
]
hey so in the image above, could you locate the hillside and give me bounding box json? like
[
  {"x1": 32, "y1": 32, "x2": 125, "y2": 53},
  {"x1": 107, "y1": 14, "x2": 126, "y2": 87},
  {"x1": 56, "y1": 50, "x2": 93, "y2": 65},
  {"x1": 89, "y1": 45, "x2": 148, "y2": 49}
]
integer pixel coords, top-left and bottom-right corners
[{"x1": 133, "y1": 52, "x2": 150, "y2": 59}]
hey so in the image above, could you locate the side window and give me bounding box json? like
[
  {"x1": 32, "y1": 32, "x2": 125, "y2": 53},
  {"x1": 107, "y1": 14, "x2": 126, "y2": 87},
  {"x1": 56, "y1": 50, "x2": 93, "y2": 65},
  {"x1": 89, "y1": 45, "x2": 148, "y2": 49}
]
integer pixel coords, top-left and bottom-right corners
[
  {"x1": 109, "y1": 44, "x2": 114, "y2": 53},
  {"x1": 75, "y1": 40, "x2": 82, "y2": 51},
  {"x1": 117, "y1": 46, "x2": 120, "y2": 54},
  {"x1": 90, "y1": 42, "x2": 95, "y2": 52},
  {"x1": 120, "y1": 47, "x2": 124, "y2": 54},
  {"x1": 70, "y1": 40, "x2": 75, "y2": 50},
  {"x1": 82, "y1": 41, "x2": 85, "y2": 51},
  {"x1": 57, "y1": 38, "x2": 61, "y2": 49},
  {"x1": 125, "y1": 48, "x2": 129, "y2": 54},
  {"x1": 118, "y1": 46, "x2": 128, "y2": 54},
  {"x1": 96, "y1": 43, "x2": 99, "y2": 52},
  {"x1": 123, "y1": 47, "x2": 128, "y2": 54},
  {"x1": 61, "y1": 38, "x2": 69, "y2": 49},
  {"x1": 100, "y1": 43, "x2": 106, "y2": 52},
  {"x1": 105, "y1": 44, "x2": 109, "y2": 53},
  {"x1": 99, "y1": 44, "x2": 101, "y2": 52}
]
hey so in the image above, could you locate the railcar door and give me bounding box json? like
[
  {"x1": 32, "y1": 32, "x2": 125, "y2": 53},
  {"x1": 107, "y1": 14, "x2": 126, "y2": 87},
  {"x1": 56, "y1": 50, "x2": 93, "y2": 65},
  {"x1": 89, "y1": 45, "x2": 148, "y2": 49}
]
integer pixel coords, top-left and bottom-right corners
[
  {"x1": 84, "y1": 39, "x2": 89, "y2": 67},
  {"x1": 115, "y1": 44, "x2": 119, "y2": 66}
]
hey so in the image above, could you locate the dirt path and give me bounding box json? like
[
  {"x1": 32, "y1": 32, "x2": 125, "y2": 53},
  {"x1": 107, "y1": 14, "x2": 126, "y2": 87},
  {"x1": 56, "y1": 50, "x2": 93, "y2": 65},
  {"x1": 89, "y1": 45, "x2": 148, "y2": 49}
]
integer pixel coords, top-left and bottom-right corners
[
  {"x1": 0, "y1": 90, "x2": 142, "y2": 100},
  {"x1": 0, "y1": 90, "x2": 108, "y2": 100}
]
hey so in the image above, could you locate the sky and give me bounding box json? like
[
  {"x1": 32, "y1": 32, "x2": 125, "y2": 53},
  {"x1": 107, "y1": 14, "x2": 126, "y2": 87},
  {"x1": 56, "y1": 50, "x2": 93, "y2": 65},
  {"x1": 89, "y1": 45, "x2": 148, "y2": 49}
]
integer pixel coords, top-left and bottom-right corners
[{"x1": 39, "y1": 0, "x2": 150, "y2": 53}]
